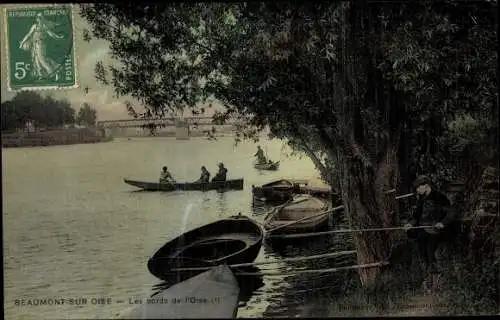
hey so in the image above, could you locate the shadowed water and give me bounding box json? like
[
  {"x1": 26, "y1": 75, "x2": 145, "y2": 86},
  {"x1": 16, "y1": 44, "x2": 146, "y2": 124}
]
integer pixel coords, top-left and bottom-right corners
[{"x1": 3, "y1": 137, "x2": 354, "y2": 319}]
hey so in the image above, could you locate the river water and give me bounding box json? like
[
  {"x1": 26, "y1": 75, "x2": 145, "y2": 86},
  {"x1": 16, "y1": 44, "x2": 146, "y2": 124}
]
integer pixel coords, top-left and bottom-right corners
[{"x1": 3, "y1": 137, "x2": 356, "y2": 319}]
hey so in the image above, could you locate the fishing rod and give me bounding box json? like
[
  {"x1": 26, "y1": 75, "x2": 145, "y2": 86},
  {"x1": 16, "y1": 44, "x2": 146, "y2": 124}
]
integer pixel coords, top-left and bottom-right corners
[
  {"x1": 257, "y1": 191, "x2": 414, "y2": 223},
  {"x1": 266, "y1": 225, "x2": 434, "y2": 239}
]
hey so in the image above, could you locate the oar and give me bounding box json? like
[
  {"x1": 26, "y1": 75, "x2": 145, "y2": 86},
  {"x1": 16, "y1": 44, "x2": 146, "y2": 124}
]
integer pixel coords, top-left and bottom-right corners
[{"x1": 266, "y1": 205, "x2": 344, "y2": 233}]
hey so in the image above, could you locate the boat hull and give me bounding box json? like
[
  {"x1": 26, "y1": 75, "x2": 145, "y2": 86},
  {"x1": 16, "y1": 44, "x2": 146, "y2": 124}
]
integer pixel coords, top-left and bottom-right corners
[
  {"x1": 120, "y1": 265, "x2": 240, "y2": 319},
  {"x1": 124, "y1": 178, "x2": 244, "y2": 192},
  {"x1": 253, "y1": 161, "x2": 280, "y2": 171},
  {"x1": 264, "y1": 195, "x2": 332, "y2": 244},
  {"x1": 148, "y1": 215, "x2": 264, "y2": 282},
  {"x1": 251, "y1": 179, "x2": 308, "y2": 204}
]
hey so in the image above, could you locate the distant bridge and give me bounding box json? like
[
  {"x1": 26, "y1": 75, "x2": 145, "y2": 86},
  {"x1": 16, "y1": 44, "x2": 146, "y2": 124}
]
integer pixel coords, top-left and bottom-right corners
[{"x1": 97, "y1": 117, "x2": 239, "y2": 129}]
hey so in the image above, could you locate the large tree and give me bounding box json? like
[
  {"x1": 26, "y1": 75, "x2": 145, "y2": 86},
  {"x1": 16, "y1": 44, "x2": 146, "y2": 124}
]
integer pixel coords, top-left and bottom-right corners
[
  {"x1": 1, "y1": 92, "x2": 76, "y2": 131},
  {"x1": 80, "y1": 1, "x2": 497, "y2": 287}
]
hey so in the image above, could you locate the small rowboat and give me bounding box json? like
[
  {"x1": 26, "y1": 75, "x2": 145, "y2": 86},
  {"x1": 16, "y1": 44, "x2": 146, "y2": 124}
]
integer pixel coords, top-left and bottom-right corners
[
  {"x1": 147, "y1": 215, "x2": 263, "y2": 282},
  {"x1": 253, "y1": 161, "x2": 280, "y2": 171},
  {"x1": 252, "y1": 179, "x2": 309, "y2": 204},
  {"x1": 123, "y1": 178, "x2": 244, "y2": 192},
  {"x1": 264, "y1": 194, "x2": 331, "y2": 235},
  {"x1": 120, "y1": 265, "x2": 240, "y2": 319}
]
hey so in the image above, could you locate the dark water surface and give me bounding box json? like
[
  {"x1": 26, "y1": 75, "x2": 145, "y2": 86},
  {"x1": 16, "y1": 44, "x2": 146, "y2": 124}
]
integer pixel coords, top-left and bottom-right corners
[{"x1": 3, "y1": 137, "x2": 355, "y2": 319}]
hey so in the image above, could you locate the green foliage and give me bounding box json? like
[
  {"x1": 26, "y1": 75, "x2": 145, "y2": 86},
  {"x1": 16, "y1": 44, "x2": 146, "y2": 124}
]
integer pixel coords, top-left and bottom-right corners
[
  {"x1": 1, "y1": 91, "x2": 76, "y2": 131},
  {"x1": 80, "y1": 0, "x2": 497, "y2": 294},
  {"x1": 77, "y1": 103, "x2": 98, "y2": 127},
  {"x1": 80, "y1": 2, "x2": 497, "y2": 190}
]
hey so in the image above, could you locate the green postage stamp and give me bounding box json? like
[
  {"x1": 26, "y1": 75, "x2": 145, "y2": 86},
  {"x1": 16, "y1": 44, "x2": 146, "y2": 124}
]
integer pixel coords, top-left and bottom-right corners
[{"x1": 4, "y1": 5, "x2": 78, "y2": 91}]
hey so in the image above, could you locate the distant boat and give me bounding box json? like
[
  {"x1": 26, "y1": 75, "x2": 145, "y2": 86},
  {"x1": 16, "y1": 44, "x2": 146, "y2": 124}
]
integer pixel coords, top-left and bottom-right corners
[
  {"x1": 123, "y1": 178, "x2": 244, "y2": 192},
  {"x1": 120, "y1": 265, "x2": 240, "y2": 319},
  {"x1": 264, "y1": 194, "x2": 331, "y2": 236},
  {"x1": 253, "y1": 160, "x2": 280, "y2": 171},
  {"x1": 147, "y1": 215, "x2": 263, "y2": 283}
]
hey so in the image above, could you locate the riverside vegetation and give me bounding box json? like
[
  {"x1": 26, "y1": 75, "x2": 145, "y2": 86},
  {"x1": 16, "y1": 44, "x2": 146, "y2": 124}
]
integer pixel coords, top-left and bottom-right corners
[
  {"x1": 1, "y1": 91, "x2": 110, "y2": 147},
  {"x1": 80, "y1": 1, "x2": 498, "y2": 315}
]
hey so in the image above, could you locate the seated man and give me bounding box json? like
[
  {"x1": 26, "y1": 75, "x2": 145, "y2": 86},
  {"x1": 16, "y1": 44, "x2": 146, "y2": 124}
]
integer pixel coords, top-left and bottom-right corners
[
  {"x1": 211, "y1": 163, "x2": 228, "y2": 182},
  {"x1": 404, "y1": 175, "x2": 459, "y2": 293},
  {"x1": 197, "y1": 166, "x2": 211, "y2": 183},
  {"x1": 159, "y1": 166, "x2": 176, "y2": 183}
]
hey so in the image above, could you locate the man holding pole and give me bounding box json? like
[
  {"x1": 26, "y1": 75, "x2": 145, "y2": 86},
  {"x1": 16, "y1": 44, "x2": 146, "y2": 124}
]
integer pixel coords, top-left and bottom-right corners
[{"x1": 404, "y1": 175, "x2": 459, "y2": 293}]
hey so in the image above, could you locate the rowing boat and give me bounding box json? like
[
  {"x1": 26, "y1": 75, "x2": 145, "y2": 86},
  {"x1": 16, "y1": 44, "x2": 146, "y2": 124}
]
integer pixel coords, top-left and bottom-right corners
[
  {"x1": 123, "y1": 178, "x2": 244, "y2": 192},
  {"x1": 147, "y1": 215, "x2": 263, "y2": 282},
  {"x1": 119, "y1": 265, "x2": 240, "y2": 319},
  {"x1": 264, "y1": 194, "x2": 331, "y2": 235},
  {"x1": 252, "y1": 179, "x2": 309, "y2": 204},
  {"x1": 253, "y1": 161, "x2": 280, "y2": 171}
]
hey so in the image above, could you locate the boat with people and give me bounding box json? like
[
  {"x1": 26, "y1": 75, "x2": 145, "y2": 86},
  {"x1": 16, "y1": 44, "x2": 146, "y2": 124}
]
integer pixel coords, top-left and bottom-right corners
[
  {"x1": 119, "y1": 265, "x2": 240, "y2": 319},
  {"x1": 123, "y1": 178, "x2": 244, "y2": 192},
  {"x1": 252, "y1": 179, "x2": 310, "y2": 204},
  {"x1": 253, "y1": 160, "x2": 280, "y2": 171},
  {"x1": 253, "y1": 145, "x2": 280, "y2": 171},
  {"x1": 147, "y1": 214, "x2": 264, "y2": 282},
  {"x1": 263, "y1": 194, "x2": 332, "y2": 237}
]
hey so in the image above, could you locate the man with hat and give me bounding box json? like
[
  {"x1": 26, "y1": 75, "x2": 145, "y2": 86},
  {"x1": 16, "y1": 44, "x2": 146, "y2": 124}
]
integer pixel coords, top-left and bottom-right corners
[
  {"x1": 211, "y1": 163, "x2": 228, "y2": 182},
  {"x1": 404, "y1": 175, "x2": 459, "y2": 293}
]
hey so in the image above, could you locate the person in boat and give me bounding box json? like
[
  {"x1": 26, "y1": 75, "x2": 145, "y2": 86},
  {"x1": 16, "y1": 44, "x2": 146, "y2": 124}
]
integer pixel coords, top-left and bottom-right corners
[
  {"x1": 196, "y1": 166, "x2": 211, "y2": 183},
  {"x1": 159, "y1": 166, "x2": 176, "y2": 183},
  {"x1": 254, "y1": 146, "x2": 267, "y2": 165},
  {"x1": 403, "y1": 175, "x2": 459, "y2": 293},
  {"x1": 211, "y1": 163, "x2": 228, "y2": 182}
]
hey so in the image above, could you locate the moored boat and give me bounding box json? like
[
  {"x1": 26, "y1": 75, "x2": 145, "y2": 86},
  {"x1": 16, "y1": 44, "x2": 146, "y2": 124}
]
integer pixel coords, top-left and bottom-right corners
[
  {"x1": 119, "y1": 265, "x2": 240, "y2": 319},
  {"x1": 253, "y1": 160, "x2": 280, "y2": 171},
  {"x1": 123, "y1": 178, "x2": 244, "y2": 192},
  {"x1": 147, "y1": 215, "x2": 263, "y2": 282},
  {"x1": 252, "y1": 179, "x2": 309, "y2": 204},
  {"x1": 263, "y1": 194, "x2": 331, "y2": 236}
]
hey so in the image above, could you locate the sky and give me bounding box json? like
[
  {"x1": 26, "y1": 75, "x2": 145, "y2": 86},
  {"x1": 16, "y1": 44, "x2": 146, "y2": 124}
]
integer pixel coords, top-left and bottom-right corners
[{"x1": 0, "y1": 4, "x2": 222, "y2": 121}]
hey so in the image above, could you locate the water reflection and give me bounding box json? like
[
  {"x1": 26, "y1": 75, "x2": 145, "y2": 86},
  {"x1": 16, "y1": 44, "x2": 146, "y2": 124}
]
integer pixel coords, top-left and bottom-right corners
[
  {"x1": 246, "y1": 200, "x2": 357, "y2": 317},
  {"x1": 4, "y1": 137, "x2": 351, "y2": 319}
]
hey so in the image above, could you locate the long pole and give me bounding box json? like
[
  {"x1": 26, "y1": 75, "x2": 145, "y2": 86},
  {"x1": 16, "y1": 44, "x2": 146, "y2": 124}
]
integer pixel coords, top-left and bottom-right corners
[
  {"x1": 233, "y1": 261, "x2": 389, "y2": 276},
  {"x1": 170, "y1": 250, "x2": 357, "y2": 272},
  {"x1": 260, "y1": 191, "x2": 415, "y2": 232},
  {"x1": 267, "y1": 225, "x2": 434, "y2": 239}
]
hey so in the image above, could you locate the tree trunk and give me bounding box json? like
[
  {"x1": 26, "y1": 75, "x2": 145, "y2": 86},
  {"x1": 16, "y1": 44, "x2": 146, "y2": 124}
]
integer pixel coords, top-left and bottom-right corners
[{"x1": 338, "y1": 141, "x2": 400, "y2": 288}]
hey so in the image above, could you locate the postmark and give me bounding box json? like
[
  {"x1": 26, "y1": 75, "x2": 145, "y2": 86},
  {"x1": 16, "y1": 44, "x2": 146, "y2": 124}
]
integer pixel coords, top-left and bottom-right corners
[{"x1": 4, "y1": 5, "x2": 78, "y2": 91}]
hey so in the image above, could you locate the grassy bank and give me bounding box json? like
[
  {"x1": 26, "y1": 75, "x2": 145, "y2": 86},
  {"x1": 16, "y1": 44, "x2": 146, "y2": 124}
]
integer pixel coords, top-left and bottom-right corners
[{"x1": 312, "y1": 231, "x2": 498, "y2": 317}]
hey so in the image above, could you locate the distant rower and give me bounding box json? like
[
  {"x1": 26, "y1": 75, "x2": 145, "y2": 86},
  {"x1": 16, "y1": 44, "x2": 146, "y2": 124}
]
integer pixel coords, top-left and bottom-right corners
[
  {"x1": 197, "y1": 166, "x2": 211, "y2": 183},
  {"x1": 254, "y1": 146, "x2": 267, "y2": 164},
  {"x1": 212, "y1": 163, "x2": 228, "y2": 182},
  {"x1": 159, "y1": 166, "x2": 176, "y2": 183}
]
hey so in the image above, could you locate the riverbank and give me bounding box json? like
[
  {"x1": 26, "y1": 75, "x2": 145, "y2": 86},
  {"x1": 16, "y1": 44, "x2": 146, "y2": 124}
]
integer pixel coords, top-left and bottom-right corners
[
  {"x1": 298, "y1": 166, "x2": 499, "y2": 317},
  {"x1": 1, "y1": 128, "x2": 112, "y2": 148}
]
